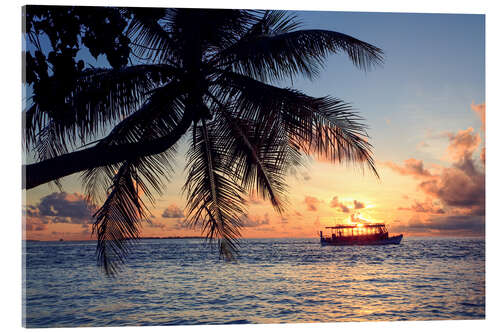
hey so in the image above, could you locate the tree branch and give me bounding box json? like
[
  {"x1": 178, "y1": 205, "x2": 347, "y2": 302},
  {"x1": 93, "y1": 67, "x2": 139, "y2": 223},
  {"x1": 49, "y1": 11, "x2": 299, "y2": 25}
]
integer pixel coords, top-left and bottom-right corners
[{"x1": 23, "y1": 112, "x2": 193, "y2": 190}]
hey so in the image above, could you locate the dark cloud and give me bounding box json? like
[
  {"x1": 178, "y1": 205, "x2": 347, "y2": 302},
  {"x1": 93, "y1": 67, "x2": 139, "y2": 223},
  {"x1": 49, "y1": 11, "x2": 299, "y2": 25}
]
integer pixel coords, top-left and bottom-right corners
[
  {"x1": 304, "y1": 196, "x2": 320, "y2": 211},
  {"x1": 418, "y1": 159, "x2": 484, "y2": 214},
  {"x1": 25, "y1": 192, "x2": 94, "y2": 225},
  {"x1": 161, "y1": 204, "x2": 184, "y2": 218},
  {"x1": 398, "y1": 200, "x2": 445, "y2": 214},
  {"x1": 403, "y1": 215, "x2": 484, "y2": 236},
  {"x1": 24, "y1": 205, "x2": 40, "y2": 217}
]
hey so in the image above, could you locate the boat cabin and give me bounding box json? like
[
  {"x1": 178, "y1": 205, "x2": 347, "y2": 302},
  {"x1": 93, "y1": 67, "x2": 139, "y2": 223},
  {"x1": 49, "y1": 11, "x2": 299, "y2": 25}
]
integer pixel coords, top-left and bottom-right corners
[
  {"x1": 326, "y1": 223, "x2": 388, "y2": 237},
  {"x1": 319, "y1": 223, "x2": 403, "y2": 246}
]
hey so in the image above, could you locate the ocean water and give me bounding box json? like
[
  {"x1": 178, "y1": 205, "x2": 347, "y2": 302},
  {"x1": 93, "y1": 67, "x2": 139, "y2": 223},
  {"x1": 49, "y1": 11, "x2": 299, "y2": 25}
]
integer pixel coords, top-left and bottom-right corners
[{"x1": 23, "y1": 237, "x2": 485, "y2": 327}]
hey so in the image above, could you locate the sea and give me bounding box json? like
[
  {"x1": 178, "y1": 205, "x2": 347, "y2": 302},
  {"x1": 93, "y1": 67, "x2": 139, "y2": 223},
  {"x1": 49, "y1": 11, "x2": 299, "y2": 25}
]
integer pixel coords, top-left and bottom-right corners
[{"x1": 23, "y1": 237, "x2": 485, "y2": 327}]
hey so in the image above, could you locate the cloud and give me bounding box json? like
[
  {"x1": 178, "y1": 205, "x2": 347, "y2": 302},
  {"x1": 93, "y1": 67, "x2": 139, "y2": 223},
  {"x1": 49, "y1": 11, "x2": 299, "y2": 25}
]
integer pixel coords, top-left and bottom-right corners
[
  {"x1": 417, "y1": 128, "x2": 484, "y2": 214},
  {"x1": 446, "y1": 127, "x2": 481, "y2": 163},
  {"x1": 353, "y1": 200, "x2": 365, "y2": 209},
  {"x1": 148, "y1": 221, "x2": 168, "y2": 230},
  {"x1": 418, "y1": 165, "x2": 484, "y2": 214},
  {"x1": 169, "y1": 219, "x2": 189, "y2": 230},
  {"x1": 403, "y1": 215, "x2": 484, "y2": 236},
  {"x1": 392, "y1": 123, "x2": 485, "y2": 236},
  {"x1": 149, "y1": 216, "x2": 188, "y2": 231},
  {"x1": 398, "y1": 199, "x2": 445, "y2": 214},
  {"x1": 330, "y1": 196, "x2": 364, "y2": 213},
  {"x1": 304, "y1": 196, "x2": 320, "y2": 211},
  {"x1": 161, "y1": 204, "x2": 184, "y2": 218},
  {"x1": 25, "y1": 192, "x2": 95, "y2": 225},
  {"x1": 383, "y1": 158, "x2": 434, "y2": 178},
  {"x1": 241, "y1": 214, "x2": 270, "y2": 228},
  {"x1": 471, "y1": 102, "x2": 485, "y2": 133}
]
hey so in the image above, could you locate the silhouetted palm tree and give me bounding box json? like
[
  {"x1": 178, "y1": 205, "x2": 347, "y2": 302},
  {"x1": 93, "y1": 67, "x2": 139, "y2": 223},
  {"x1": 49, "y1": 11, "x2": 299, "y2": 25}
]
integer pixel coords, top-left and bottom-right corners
[{"x1": 24, "y1": 8, "x2": 383, "y2": 275}]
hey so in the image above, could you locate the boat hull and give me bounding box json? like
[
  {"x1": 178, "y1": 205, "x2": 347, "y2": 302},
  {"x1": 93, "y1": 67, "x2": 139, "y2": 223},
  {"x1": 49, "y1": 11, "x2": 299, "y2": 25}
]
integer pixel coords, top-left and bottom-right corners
[{"x1": 320, "y1": 234, "x2": 403, "y2": 246}]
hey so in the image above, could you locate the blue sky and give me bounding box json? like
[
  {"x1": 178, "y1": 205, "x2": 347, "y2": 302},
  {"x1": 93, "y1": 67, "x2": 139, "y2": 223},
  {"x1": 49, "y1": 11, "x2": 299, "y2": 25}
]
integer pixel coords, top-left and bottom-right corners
[{"x1": 289, "y1": 11, "x2": 485, "y2": 165}]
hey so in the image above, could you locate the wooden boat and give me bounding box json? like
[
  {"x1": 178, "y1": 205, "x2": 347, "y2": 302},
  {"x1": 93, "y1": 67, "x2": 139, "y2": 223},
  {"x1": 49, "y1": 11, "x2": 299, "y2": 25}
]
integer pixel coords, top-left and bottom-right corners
[{"x1": 320, "y1": 223, "x2": 403, "y2": 246}]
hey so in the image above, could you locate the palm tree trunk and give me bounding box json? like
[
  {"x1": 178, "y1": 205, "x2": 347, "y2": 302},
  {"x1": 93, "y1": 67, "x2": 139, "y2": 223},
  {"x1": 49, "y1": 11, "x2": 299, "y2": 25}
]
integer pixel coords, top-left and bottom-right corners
[{"x1": 23, "y1": 113, "x2": 193, "y2": 190}]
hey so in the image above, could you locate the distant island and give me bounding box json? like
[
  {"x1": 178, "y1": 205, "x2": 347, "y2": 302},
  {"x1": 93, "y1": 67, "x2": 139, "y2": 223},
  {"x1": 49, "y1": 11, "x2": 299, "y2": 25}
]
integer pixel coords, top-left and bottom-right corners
[
  {"x1": 129, "y1": 236, "x2": 205, "y2": 240},
  {"x1": 23, "y1": 236, "x2": 205, "y2": 242}
]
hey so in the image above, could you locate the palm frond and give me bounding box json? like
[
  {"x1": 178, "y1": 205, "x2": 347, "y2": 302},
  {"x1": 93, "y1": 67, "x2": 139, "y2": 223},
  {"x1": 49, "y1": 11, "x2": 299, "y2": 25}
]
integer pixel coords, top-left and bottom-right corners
[
  {"x1": 215, "y1": 20, "x2": 383, "y2": 82},
  {"x1": 183, "y1": 118, "x2": 247, "y2": 259},
  {"x1": 84, "y1": 82, "x2": 186, "y2": 273},
  {"x1": 209, "y1": 97, "x2": 293, "y2": 213},
  {"x1": 25, "y1": 64, "x2": 179, "y2": 153},
  {"x1": 212, "y1": 70, "x2": 378, "y2": 176},
  {"x1": 92, "y1": 161, "x2": 147, "y2": 276},
  {"x1": 24, "y1": 8, "x2": 383, "y2": 273},
  {"x1": 90, "y1": 146, "x2": 177, "y2": 276},
  {"x1": 126, "y1": 8, "x2": 179, "y2": 64}
]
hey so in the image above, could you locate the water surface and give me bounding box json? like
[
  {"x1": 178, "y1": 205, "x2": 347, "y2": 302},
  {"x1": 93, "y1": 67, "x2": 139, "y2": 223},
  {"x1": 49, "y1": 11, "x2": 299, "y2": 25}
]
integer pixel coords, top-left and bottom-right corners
[{"x1": 23, "y1": 237, "x2": 485, "y2": 327}]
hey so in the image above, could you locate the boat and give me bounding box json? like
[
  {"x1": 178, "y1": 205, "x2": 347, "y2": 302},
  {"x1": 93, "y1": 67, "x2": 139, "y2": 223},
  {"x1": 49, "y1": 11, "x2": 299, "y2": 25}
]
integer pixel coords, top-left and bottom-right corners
[{"x1": 320, "y1": 223, "x2": 403, "y2": 246}]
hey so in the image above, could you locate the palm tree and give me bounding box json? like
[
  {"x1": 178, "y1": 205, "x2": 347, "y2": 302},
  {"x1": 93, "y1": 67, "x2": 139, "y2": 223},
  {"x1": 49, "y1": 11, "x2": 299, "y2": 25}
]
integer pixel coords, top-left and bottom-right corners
[{"x1": 24, "y1": 8, "x2": 383, "y2": 275}]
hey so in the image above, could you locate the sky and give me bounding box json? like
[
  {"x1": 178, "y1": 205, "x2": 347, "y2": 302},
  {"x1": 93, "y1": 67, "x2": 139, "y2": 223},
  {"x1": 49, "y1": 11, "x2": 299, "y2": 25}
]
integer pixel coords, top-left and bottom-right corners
[{"x1": 23, "y1": 10, "x2": 485, "y2": 240}]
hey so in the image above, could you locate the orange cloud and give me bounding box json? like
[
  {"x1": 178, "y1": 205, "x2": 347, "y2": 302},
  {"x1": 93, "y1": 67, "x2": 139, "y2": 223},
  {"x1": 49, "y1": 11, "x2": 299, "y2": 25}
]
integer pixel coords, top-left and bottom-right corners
[
  {"x1": 330, "y1": 196, "x2": 350, "y2": 213},
  {"x1": 398, "y1": 199, "x2": 445, "y2": 214},
  {"x1": 383, "y1": 158, "x2": 434, "y2": 178},
  {"x1": 353, "y1": 200, "x2": 365, "y2": 209},
  {"x1": 471, "y1": 102, "x2": 485, "y2": 132},
  {"x1": 446, "y1": 127, "x2": 480, "y2": 162},
  {"x1": 304, "y1": 196, "x2": 320, "y2": 211}
]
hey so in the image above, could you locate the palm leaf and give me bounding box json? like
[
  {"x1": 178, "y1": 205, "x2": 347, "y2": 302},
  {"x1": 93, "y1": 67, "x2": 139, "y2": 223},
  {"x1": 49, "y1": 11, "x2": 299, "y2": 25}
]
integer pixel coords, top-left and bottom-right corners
[
  {"x1": 92, "y1": 161, "x2": 146, "y2": 276},
  {"x1": 215, "y1": 14, "x2": 383, "y2": 82},
  {"x1": 212, "y1": 70, "x2": 378, "y2": 175},
  {"x1": 183, "y1": 118, "x2": 247, "y2": 259},
  {"x1": 208, "y1": 97, "x2": 293, "y2": 213},
  {"x1": 25, "y1": 64, "x2": 180, "y2": 154}
]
